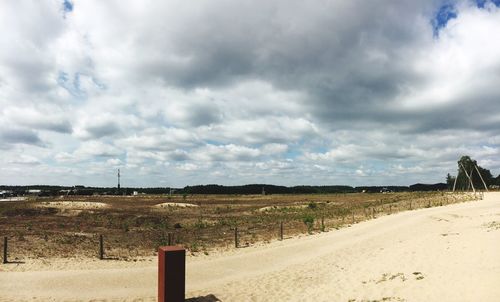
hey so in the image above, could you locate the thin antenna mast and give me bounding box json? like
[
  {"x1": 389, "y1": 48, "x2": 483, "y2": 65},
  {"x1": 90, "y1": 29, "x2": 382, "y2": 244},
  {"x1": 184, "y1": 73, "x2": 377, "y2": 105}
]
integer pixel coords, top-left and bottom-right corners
[{"x1": 117, "y1": 169, "x2": 121, "y2": 190}]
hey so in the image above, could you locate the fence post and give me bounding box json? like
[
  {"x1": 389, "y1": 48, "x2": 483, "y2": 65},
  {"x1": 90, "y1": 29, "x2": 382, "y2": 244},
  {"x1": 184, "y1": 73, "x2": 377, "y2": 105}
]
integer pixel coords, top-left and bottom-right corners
[
  {"x1": 389, "y1": 205, "x2": 392, "y2": 214},
  {"x1": 168, "y1": 233, "x2": 173, "y2": 246},
  {"x1": 409, "y1": 201, "x2": 412, "y2": 210},
  {"x1": 158, "y1": 246, "x2": 185, "y2": 302},
  {"x1": 3, "y1": 237, "x2": 7, "y2": 264},
  {"x1": 280, "y1": 222, "x2": 283, "y2": 241},
  {"x1": 371, "y1": 207, "x2": 375, "y2": 219},
  {"x1": 234, "y1": 226, "x2": 238, "y2": 248},
  {"x1": 352, "y1": 211, "x2": 355, "y2": 224},
  {"x1": 99, "y1": 234, "x2": 104, "y2": 260},
  {"x1": 321, "y1": 216, "x2": 325, "y2": 231}
]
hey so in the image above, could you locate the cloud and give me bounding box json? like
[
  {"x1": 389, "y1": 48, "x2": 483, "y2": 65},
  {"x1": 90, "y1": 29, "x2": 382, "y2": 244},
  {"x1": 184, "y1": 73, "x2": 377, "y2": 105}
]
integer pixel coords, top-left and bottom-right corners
[
  {"x1": 0, "y1": 127, "x2": 45, "y2": 148},
  {"x1": 2, "y1": 106, "x2": 72, "y2": 133},
  {"x1": 8, "y1": 154, "x2": 41, "y2": 165},
  {"x1": 55, "y1": 141, "x2": 122, "y2": 163},
  {"x1": 1, "y1": 0, "x2": 500, "y2": 186}
]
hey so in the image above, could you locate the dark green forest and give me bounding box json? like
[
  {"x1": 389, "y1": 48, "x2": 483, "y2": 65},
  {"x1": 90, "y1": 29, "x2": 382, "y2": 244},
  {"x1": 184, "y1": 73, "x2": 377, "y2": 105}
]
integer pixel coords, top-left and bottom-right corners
[{"x1": 0, "y1": 183, "x2": 448, "y2": 196}]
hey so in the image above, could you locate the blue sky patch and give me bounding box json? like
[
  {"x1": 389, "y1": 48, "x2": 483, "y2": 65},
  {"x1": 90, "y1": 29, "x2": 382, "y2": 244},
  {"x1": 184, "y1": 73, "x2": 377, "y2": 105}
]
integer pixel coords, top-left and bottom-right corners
[
  {"x1": 475, "y1": 0, "x2": 500, "y2": 8},
  {"x1": 63, "y1": 0, "x2": 73, "y2": 12},
  {"x1": 57, "y1": 71, "x2": 88, "y2": 99},
  {"x1": 432, "y1": 2, "x2": 458, "y2": 36}
]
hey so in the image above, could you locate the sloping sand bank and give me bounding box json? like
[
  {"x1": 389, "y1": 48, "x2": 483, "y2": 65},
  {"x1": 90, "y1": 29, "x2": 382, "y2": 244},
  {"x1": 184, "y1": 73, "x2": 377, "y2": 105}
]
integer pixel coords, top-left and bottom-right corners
[
  {"x1": 154, "y1": 202, "x2": 199, "y2": 208},
  {"x1": 1, "y1": 193, "x2": 499, "y2": 301},
  {"x1": 36, "y1": 201, "x2": 108, "y2": 209}
]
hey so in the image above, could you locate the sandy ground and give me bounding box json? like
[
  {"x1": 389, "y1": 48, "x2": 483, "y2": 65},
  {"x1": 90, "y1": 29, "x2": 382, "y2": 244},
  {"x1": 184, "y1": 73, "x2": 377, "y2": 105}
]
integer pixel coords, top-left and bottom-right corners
[
  {"x1": 36, "y1": 201, "x2": 108, "y2": 209},
  {"x1": 0, "y1": 197, "x2": 26, "y2": 202},
  {"x1": 154, "y1": 202, "x2": 199, "y2": 208},
  {"x1": 258, "y1": 204, "x2": 309, "y2": 212},
  {"x1": 1, "y1": 193, "x2": 499, "y2": 302}
]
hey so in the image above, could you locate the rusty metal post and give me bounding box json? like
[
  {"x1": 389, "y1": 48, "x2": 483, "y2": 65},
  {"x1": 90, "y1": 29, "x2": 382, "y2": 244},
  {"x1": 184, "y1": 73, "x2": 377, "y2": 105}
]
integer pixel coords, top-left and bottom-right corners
[
  {"x1": 99, "y1": 234, "x2": 104, "y2": 260},
  {"x1": 280, "y1": 222, "x2": 283, "y2": 241},
  {"x1": 158, "y1": 246, "x2": 185, "y2": 302},
  {"x1": 3, "y1": 237, "x2": 7, "y2": 264}
]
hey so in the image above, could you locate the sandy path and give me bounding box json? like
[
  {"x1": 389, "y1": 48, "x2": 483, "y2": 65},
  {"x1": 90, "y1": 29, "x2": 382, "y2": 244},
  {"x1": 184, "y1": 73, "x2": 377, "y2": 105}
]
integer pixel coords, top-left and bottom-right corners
[{"x1": 1, "y1": 193, "x2": 499, "y2": 302}]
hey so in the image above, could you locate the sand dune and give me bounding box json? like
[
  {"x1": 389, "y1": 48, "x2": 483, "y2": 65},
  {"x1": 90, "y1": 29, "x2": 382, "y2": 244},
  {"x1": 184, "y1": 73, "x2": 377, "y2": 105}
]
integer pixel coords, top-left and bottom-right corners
[
  {"x1": 1, "y1": 193, "x2": 499, "y2": 301},
  {"x1": 154, "y1": 202, "x2": 199, "y2": 208},
  {"x1": 36, "y1": 201, "x2": 108, "y2": 209}
]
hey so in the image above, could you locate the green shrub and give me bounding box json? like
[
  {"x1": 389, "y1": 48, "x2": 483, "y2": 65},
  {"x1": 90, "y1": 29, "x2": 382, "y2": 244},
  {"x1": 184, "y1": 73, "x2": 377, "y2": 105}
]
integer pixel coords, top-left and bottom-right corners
[
  {"x1": 303, "y1": 214, "x2": 314, "y2": 233},
  {"x1": 308, "y1": 202, "x2": 317, "y2": 210}
]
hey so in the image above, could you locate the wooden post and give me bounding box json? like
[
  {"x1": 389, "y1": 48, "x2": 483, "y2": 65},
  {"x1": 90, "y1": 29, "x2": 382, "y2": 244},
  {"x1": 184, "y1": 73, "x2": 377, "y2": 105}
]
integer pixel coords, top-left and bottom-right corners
[
  {"x1": 474, "y1": 164, "x2": 489, "y2": 192},
  {"x1": 389, "y1": 205, "x2": 392, "y2": 214},
  {"x1": 3, "y1": 237, "x2": 7, "y2": 264},
  {"x1": 99, "y1": 234, "x2": 104, "y2": 260},
  {"x1": 280, "y1": 222, "x2": 283, "y2": 241},
  {"x1": 234, "y1": 227, "x2": 238, "y2": 248},
  {"x1": 409, "y1": 202, "x2": 412, "y2": 210},
  {"x1": 371, "y1": 207, "x2": 375, "y2": 219},
  {"x1": 158, "y1": 246, "x2": 185, "y2": 302},
  {"x1": 460, "y1": 162, "x2": 476, "y2": 193},
  {"x1": 352, "y1": 212, "x2": 355, "y2": 224},
  {"x1": 321, "y1": 216, "x2": 325, "y2": 231},
  {"x1": 452, "y1": 171, "x2": 458, "y2": 192},
  {"x1": 168, "y1": 233, "x2": 173, "y2": 246}
]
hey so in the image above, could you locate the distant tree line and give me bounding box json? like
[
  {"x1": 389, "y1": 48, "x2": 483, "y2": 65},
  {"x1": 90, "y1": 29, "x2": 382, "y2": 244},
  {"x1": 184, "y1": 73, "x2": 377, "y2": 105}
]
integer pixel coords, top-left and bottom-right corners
[{"x1": 1, "y1": 182, "x2": 449, "y2": 197}]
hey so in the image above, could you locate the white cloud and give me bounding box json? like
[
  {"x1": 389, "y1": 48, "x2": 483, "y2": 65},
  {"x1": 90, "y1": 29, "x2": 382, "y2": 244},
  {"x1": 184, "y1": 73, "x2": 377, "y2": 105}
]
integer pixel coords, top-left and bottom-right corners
[
  {"x1": 1, "y1": 0, "x2": 500, "y2": 187},
  {"x1": 8, "y1": 154, "x2": 41, "y2": 165}
]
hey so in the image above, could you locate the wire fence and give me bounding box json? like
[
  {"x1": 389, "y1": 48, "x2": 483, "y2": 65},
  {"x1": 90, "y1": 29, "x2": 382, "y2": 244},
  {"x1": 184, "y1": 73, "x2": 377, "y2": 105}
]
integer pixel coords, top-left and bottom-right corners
[{"x1": 1, "y1": 192, "x2": 481, "y2": 263}]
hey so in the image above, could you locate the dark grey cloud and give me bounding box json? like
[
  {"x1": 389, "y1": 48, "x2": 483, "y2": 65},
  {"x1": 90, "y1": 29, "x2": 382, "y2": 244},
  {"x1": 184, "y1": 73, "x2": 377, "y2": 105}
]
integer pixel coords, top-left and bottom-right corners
[
  {"x1": 14, "y1": 116, "x2": 73, "y2": 134},
  {"x1": 84, "y1": 121, "x2": 121, "y2": 139},
  {"x1": 122, "y1": 0, "x2": 451, "y2": 134},
  {"x1": 0, "y1": 128, "x2": 45, "y2": 147}
]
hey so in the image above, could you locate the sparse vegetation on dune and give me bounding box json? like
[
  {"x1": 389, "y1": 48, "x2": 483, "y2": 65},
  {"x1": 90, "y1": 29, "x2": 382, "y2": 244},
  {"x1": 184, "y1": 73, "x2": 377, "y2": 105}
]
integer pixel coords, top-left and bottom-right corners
[{"x1": 0, "y1": 192, "x2": 477, "y2": 259}]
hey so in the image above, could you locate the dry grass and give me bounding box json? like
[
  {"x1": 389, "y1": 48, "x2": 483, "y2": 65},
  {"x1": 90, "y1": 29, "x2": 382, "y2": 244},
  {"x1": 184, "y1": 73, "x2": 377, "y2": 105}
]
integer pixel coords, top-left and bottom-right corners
[{"x1": 0, "y1": 192, "x2": 477, "y2": 260}]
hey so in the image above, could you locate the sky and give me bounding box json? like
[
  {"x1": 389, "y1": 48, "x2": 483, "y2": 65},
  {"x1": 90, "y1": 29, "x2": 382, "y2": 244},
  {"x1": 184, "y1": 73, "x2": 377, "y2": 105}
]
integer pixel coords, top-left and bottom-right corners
[{"x1": 1, "y1": 0, "x2": 500, "y2": 187}]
